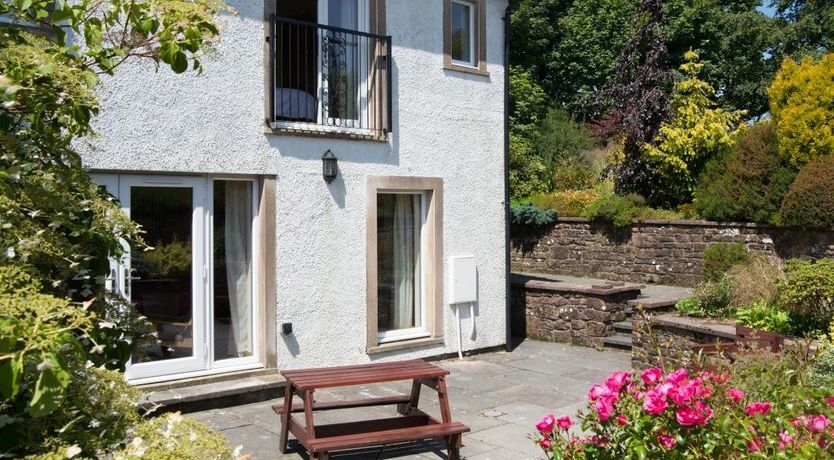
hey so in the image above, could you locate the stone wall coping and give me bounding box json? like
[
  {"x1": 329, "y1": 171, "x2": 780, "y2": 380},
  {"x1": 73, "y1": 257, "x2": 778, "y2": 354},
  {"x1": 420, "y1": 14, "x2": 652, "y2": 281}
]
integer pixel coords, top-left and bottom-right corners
[
  {"x1": 652, "y1": 314, "x2": 738, "y2": 340},
  {"x1": 511, "y1": 273, "x2": 644, "y2": 296},
  {"x1": 551, "y1": 216, "x2": 834, "y2": 232}
]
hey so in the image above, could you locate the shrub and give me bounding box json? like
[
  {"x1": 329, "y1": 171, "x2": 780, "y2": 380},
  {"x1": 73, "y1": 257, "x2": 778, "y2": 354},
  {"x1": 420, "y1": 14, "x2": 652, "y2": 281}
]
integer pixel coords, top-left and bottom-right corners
[
  {"x1": 534, "y1": 366, "x2": 834, "y2": 459},
  {"x1": 113, "y1": 413, "x2": 233, "y2": 460},
  {"x1": 675, "y1": 296, "x2": 703, "y2": 317},
  {"x1": 534, "y1": 108, "x2": 594, "y2": 174},
  {"x1": 735, "y1": 301, "x2": 793, "y2": 335},
  {"x1": 694, "y1": 121, "x2": 796, "y2": 224},
  {"x1": 696, "y1": 277, "x2": 734, "y2": 319},
  {"x1": 768, "y1": 54, "x2": 834, "y2": 168},
  {"x1": 779, "y1": 259, "x2": 834, "y2": 332},
  {"x1": 583, "y1": 193, "x2": 643, "y2": 227},
  {"x1": 644, "y1": 51, "x2": 746, "y2": 204},
  {"x1": 552, "y1": 159, "x2": 596, "y2": 191},
  {"x1": 725, "y1": 256, "x2": 785, "y2": 309},
  {"x1": 780, "y1": 155, "x2": 834, "y2": 230},
  {"x1": 702, "y1": 242, "x2": 749, "y2": 283},
  {"x1": 510, "y1": 203, "x2": 557, "y2": 227},
  {"x1": 509, "y1": 133, "x2": 548, "y2": 199},
  {"x1": 811, "y1": 324, "x2": 834, "y2": 388},
  {"x1": 532, "y1": 189, "x2": 599, "y2": 217}
]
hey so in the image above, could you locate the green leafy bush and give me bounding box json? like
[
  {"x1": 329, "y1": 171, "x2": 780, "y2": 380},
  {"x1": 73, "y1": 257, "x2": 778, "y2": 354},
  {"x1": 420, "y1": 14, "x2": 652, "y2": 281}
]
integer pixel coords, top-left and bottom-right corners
[
  {"x1": 582, "y1": 193, "x2": 643, "y2": 227},
  {"x1": 509, "y1": 133, "x2": 549, "y2": 199},
  {"x1": 780, "y1": 155, "x2": 834, "y2": 230},
  {"x1": 531, "y1": 189, "x2": 599, "y2": 217},
  {"x1": 810, "y1": 323, "x2": 834, "y2": 388},
  {"x1": 694, "y1": 121, "x2": 796, "y2": 224},
  {"x1": 735, "y1": 301, "x2": 793, "y2": 334},
  {"x1": 698, "y1": 277, "x2": 735, "y2": 319},
  {"x1": 702, "y1": 242, "x2": 749, "y2": 283},
  {"x1": 675, "y1": 296, "x2": 704, "y2": 317},
  {"x1": 552, "y1": 159, "x2": 597, "y2": 191},
  {"x1": 534, "y1": 108, "x2": 594, "y2": 175},
  {"x1": 113, "y1": 414, "x2": 233, "y2": 460},
  {"x1": 779, "y1": 259, "x2": 834, "y2": 332},
  {"x1": 510, "y1": 204, "x2": 557, "y2": 227}
]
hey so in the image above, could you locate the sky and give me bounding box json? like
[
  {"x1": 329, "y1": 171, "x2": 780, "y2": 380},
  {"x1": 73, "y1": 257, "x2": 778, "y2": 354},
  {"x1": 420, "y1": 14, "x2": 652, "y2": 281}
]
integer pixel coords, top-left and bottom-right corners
[{"x1": 758, "y1": 3, "x2": 778, "y2": 17}]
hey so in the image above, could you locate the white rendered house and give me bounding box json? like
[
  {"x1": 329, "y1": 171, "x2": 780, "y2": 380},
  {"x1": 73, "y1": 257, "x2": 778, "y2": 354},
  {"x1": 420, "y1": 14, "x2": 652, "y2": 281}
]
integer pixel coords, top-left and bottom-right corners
[{"x1": 82, "y1": 0, "x2": 509, "y2": 384}]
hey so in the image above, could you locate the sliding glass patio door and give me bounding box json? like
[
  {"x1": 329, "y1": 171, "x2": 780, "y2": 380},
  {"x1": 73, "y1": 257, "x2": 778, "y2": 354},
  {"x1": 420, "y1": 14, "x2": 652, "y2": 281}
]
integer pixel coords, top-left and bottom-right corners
[{"x1": 91, "y1": 174, "x2": 258, "y2": 382}]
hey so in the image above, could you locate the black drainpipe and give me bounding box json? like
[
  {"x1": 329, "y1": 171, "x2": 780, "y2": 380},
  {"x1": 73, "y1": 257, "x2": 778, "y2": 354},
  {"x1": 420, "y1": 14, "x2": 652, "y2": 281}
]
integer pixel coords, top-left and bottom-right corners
[{"x1": 503, "y1": 3, "x2": 513, "y2": 352}]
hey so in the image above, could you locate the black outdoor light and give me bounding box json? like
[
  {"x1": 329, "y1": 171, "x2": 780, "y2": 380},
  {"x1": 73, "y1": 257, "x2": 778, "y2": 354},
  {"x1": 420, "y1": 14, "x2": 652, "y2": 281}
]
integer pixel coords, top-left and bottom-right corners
[{"x1": 322, "y1": 149, "x2": 338, "y2": 184}]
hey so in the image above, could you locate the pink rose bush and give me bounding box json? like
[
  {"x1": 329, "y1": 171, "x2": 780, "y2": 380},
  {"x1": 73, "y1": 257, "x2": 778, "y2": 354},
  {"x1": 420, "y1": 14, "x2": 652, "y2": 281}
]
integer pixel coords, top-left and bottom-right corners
[{"x1": 534, "y1": 367, "x2": 834, "y2": 459}]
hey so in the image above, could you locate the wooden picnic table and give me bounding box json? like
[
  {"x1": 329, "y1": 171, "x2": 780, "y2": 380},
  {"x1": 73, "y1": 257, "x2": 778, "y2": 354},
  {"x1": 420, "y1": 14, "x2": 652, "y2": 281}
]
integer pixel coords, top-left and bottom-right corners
[{"x1": 273, "y1": 359, "x2": 470, "y2": 460}]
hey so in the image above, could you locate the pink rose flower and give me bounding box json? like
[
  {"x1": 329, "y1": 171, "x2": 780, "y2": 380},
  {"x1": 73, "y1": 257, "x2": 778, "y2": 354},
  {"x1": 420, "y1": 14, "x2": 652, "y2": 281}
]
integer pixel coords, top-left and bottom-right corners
[
  {"x1": 606, "y1": 371, "x2": 631, "y2": 392},
  {"x1": 665, "y1": 368, "x2": 689, "y2": 385},
  {"x1": 641, "y1": 367, "x2": 664, "y2": 385},
  {"x1": 643, "y1": 390, "x2": 668, "y2": 415},
  {"x1": 747, "y1": 437, "x2": 764, "y2": 452},
  {"x1": 668, "y1": 381, "x2": 696, "y2": 406},
  {"x1": 675, "y1": 401, "x2": 712, "y2": 427},
  {"x1": 656, "y1": 381, "x2": 675, "y2": 396},
  {"x1": 826, "y1": 396, "x2": 834, "y2": 407},
  {"x1": 536, "y1": 414, "x2": 555, "y2": 433},
  {"x1": 556, "y1": 416, "x2": 573, "y2": 430},
  {"x1": 727, "y1": 388, "x2": 745, "y2": 403},
  {"x1": 657, "y1": 434, "x2": 676, "y2": 449},
  {"x1": 616, "y1": 415, "x2": 628, "y2": 426},
  {"x1": 594, "y1": 398, "x2": 614, "y2": 422},
  {"x1": 745, "y1": 402, "x2": 772, "y2": 416},
  {"x1": 588, "y1": 383, "x2": 608, "y2": 401},
  {"x1": 806, "y1": 415, "x2": 831, "y2": 433},
  {"x1": 779, "y1": 431, "x2": 793, "y2": 450},
  {"x1": 539, "y1": 437, "x2": 551, "y2": 449}
]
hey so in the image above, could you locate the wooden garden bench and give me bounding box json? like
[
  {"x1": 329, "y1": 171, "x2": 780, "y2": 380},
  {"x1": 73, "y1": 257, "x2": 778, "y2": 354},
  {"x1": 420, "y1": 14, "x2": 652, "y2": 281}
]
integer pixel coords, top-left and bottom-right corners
[
  {"x1": 273, "y1": 359, "x2": 470, "y2": 460},
  {"x1": 691, "y1": 325, "x2": 784, "y2": 357}
]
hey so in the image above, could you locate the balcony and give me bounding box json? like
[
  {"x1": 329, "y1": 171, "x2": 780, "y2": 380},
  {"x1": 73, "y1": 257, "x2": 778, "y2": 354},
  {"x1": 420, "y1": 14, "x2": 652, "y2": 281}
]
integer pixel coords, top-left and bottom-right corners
[{"x1": 268, "y1": 16, "x2": 392, "y2": 138}]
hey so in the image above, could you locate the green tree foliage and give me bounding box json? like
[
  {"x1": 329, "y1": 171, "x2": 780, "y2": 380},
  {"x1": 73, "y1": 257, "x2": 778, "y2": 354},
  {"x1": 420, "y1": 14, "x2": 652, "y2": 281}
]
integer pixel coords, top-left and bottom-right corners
[
  {"x1": 780, "y1": 155, "x2": 834, "y2": 230},
  {"x1": 771, "y1": 0, "x2": 834, "y2": 57},
  {"x1": 779, "y1": 259, "x2": 834, "y2": 331},
  {"x1": 702, "y1": 242, "x2": 749, "y2": 283},
  {"x1": 768, "y1": 54, "x2": 834, "y2": 168},
  {"x1": 644, "y1": 51, "x2": 746, "y2": 203},
  {"x1": 509, "y1": 66, "x2": 549, "y2": 136},
  {"x1": 695, "y1": 121, "x2": 796, "y2": 224}
]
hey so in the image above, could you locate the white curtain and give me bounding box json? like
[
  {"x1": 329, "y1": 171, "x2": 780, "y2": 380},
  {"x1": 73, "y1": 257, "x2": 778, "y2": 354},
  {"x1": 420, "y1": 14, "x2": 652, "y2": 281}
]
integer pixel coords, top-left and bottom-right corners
[
  {"x1": 392, "y1": 195, "x2": 415, "y2": 330},
  {"x1": 225, "y1": 182, "x2": 252, "y2": 357}
]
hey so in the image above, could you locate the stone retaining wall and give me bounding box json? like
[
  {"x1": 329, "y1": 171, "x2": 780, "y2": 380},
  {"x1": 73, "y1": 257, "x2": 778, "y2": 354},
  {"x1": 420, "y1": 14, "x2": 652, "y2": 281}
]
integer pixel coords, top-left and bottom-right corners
[
  {"x1": 631, "y1": 314, "x2": 736, "y2": 370},
  {"x1": 511, "y1": 218, "x2": 834, "y2": 287},
  {"x1": 511, "y1": 275, "x2": 642, "y2": 348}
]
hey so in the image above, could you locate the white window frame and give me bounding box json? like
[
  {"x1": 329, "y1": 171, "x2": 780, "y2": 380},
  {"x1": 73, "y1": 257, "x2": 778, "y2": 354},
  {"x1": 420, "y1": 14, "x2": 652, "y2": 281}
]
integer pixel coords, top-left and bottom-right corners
[
  {"x1": 376, "y1": 191, "x2": 430, "y2": 344},
  {"x1": 450, "y1": 0, "x2": 477, "y2": 68}
]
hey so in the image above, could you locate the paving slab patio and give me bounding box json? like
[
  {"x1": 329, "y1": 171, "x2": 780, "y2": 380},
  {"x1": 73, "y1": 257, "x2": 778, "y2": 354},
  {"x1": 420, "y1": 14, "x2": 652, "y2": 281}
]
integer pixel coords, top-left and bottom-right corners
[{"x1": 187, "y1": 339, "x2": 630, "y2": 460}]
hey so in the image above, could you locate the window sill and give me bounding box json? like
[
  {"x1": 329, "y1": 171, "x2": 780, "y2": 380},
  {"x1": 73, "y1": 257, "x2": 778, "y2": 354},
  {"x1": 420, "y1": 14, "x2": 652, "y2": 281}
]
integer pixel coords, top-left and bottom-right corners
[
  {"x1": 443, "y1": 63, "x2": 490, "y2": 77},
  {"x1": 264, "y1": 123, "x2": 389, "y2": 142},
  {"x1": 367, "y1": 337, "x2": 444, "y2": 355}
]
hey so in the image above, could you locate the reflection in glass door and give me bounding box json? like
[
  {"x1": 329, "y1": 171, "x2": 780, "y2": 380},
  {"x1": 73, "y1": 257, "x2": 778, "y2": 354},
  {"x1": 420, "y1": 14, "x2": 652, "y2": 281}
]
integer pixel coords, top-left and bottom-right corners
[
  {"x1": 120, "y1": 176, "x2": 206, "y2": 380},
  {"x1": 319, "y1": 0, "x2": 369, "y2": 127}
]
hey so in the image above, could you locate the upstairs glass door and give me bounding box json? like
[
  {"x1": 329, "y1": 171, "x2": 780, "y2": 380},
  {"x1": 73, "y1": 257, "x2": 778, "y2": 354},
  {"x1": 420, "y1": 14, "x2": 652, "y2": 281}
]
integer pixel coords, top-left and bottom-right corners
[{"x1": 319, "y1": 0, "x2": 369, "y2": 128}]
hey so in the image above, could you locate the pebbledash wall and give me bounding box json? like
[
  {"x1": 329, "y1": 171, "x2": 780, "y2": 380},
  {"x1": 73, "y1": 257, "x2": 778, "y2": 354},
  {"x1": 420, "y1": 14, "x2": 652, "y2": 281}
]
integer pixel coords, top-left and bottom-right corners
[
  {"x1": 512, "y1": 217, "x2": 834, "y2": 287},
  {"x1": 79, "y1": 0, "x2": 508, "y2": 371}
]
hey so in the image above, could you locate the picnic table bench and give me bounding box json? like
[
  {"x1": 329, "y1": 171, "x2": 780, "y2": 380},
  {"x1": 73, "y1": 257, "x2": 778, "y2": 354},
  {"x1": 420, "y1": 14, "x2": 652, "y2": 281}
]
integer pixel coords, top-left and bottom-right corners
[{"x1": 273, "y1": 359, "x2": 470, "y2": 460}]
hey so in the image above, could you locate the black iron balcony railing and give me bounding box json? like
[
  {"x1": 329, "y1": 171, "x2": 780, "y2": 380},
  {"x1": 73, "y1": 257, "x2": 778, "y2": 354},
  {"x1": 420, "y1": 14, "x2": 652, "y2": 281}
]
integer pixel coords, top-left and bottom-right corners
[{"x1": 269, "y1": 16, "x2": 392, "y2": 136}]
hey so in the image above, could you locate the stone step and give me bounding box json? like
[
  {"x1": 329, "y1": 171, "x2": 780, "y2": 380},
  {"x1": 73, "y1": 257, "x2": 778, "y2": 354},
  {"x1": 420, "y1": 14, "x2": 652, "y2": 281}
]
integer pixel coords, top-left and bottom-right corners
[
  {"x1": 613, "y1": 321, "x2": 633, "y2": 333},
  {"x1": 627, "y1": 297, "x2": 682, "y2": 310},
  {"x1": 603, "y1": 333, "x2": 633, "y2": 350},
  {"x1": 139, "y1": 370, "x2": 285, "y2": 414}
]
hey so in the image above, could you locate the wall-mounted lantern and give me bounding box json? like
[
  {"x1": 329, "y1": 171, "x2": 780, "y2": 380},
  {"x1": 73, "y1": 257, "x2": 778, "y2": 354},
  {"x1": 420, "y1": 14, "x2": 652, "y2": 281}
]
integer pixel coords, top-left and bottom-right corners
[{"x1": 322, "y1": 149, "x2": 338, "y2": 184}]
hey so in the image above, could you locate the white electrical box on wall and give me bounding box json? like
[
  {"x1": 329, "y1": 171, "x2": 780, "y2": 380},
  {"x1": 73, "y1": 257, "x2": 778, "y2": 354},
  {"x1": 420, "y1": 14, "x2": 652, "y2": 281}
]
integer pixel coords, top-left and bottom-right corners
[{"x1": 449, "y1": 256, "x2": 477, "y2": 304}]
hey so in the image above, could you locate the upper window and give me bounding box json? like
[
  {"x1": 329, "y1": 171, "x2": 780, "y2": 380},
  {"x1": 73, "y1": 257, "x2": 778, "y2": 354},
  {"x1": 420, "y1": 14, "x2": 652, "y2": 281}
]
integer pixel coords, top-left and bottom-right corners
[
  {"x1": 443, "y1": 0, "x2": 487, "y2": 75},
  {"x1": 450, "y1": 1, "x2": 474, "y2": 66}
]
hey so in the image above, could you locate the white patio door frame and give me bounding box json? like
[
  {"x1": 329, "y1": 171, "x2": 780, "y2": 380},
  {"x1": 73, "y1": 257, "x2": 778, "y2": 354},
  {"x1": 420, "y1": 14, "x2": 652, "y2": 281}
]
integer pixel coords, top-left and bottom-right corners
[
  {"x1": 91, "y1": 173, "x2": 261, "y2": 384},
  {"x1": 317, "y1": 0, "x2": 370, "y2": 129}
]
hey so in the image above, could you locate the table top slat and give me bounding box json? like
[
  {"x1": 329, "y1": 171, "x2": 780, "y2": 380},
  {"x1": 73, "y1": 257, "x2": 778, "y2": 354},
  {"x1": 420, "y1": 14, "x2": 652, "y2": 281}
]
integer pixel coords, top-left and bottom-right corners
[{"x1": 282, "y1": 359, "x2": 449, "y2": 390}]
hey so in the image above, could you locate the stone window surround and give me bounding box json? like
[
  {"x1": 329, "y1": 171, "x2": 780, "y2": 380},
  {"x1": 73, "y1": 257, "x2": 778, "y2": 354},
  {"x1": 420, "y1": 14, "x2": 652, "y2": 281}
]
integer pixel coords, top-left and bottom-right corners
[
  {"x1": 442, "y1": 0, "x2": 488, "y2": 76},
  {"x1": 366, "y1": 176, "x2": 444, "y2": 354}
]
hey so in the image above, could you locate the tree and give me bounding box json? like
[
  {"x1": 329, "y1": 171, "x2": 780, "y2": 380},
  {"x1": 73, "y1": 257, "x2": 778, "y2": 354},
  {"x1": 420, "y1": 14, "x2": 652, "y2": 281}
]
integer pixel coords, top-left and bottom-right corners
[
  {"x1": 771, "y1": 0, "x2": 834, "y2": 57},
  {"x1": 0, "y1": 0, "x2": 229, "y2": 455},
  {"x1": 644, "y1": 51, "x2": 746, "y2": 203},
  {"x1": 599, "y1": 0, "x2": 673, "y2": 207},
  {"x1": 768, "y1": 53, "x2": 834, "y2": 167}
]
